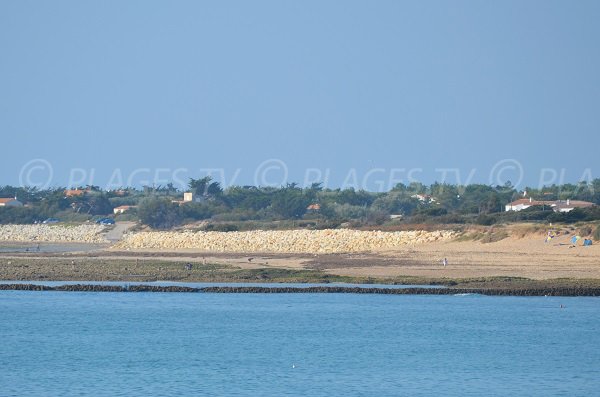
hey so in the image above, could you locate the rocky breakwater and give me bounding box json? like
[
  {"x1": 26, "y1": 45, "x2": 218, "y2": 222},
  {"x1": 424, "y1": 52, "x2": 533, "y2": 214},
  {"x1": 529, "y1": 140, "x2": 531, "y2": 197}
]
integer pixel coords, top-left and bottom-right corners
[
  {"x1": 0, "y1": 224, "x2": 108, "y2": 243},
  {"x1": 115, "y1": 229, "x2": 456, "y2": 253},
  {"x1": 1, "y1": 284, "x2": 599, "y2": 296}
]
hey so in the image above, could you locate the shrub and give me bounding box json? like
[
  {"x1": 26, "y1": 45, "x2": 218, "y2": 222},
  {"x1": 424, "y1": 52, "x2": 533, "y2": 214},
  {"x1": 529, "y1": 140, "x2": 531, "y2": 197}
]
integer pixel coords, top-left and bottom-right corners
[
  {"x1": 270, "y1": 186, "x2": 311, "y2": 219},
  {"x1": 416, "y1": 207, "x2": 448, "y2": 217},
  {"x1": 436, "y1": 214, "x2": 468, "y2": 224},
  {"x1": 331, "y1": 203, "x2": 368, "y2": 220},
  {"x1": 211, "y1": 209, "x2": 257, "y2": 222},
  {"x1": 137, "y1": 197, "x2": 182, "y2": 229},
  {"x1": 547, "y1": 207, "x2": 600, "y2": 223},
  {"x1": 204, "y1": 223, "x2": 240, "y2": 232},
  {"x1": 475, "y1": 214, "x2": 497, "y2": 226},
  {"x1": 365, "y1": 210, "x2": 389, "y2": 225},
  {"x1": 0, "y1": 207, "x2": 46, "y2": 224},
  {"x1": 180, "y1": 202, "x2": 216, "y2": 221}
]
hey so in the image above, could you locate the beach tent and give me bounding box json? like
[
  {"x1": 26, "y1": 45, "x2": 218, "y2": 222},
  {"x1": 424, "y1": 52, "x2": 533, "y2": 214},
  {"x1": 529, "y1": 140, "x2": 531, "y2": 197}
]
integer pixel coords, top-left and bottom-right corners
[
  {"x1": 571, "y1": 236, "x2": 581, "y2": 245},
  {"x1": 583, "y1": 239, "x2": 592, "y2": 246}
]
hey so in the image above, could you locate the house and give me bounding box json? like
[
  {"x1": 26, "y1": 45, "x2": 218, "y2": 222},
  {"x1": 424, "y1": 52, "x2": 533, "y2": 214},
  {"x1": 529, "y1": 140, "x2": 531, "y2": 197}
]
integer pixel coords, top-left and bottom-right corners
[
  {"x1": 551, "y1": 199, "x2": 594, "y2": 213},
  {"x1": 113, "y1": 205, "x2": 137, "y2": 215},
  {"x1": 171, "y1": 192, "x2": 204, "y2": 205},
  {"x1": 411, "y1": 194, "x2": 437, "y2": 203},
  {"x1": 306, "y1": 203, "x2": 321, "y2": 212},
  {"x1": 505, "y1": 197, "x2": 595, "y2": 213},
  {"x1": 0, "y1": 197, "x2": 23, "y2": 207},
  {"x1": 183, "y1": 192, "x2": 204, "y2": 203},
  {"x1": 505, "y1": 197, "x2": 550, "y2": 212},
  {"x1": 65, "y1": 189, "x2": 86, "y2": 197}
]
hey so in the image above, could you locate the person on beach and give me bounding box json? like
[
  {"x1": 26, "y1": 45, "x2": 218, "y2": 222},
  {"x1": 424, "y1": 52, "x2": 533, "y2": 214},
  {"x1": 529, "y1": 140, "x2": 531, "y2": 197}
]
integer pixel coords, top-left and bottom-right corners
[{"x1": 442, "y1": 258, "x2": 448, "y2": 267}]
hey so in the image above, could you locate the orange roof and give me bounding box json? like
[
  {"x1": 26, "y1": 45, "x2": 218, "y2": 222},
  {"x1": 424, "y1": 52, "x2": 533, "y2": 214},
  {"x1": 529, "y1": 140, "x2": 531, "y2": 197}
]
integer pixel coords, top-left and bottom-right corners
[
  {"x1": 307, "y1": 203, "x2": 321, "y2": 210},
  {"x1": 65, "y1": 189, "x2": 85, "y2": 197},
  {"x1": 0, "y1": 198, "x2": 18, "y2": 204}
]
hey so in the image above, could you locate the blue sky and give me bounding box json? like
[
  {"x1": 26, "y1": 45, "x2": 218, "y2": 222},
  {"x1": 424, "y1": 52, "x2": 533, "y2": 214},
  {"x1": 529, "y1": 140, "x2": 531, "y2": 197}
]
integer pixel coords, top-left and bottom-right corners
[{"x1": 1, "y1": 1, "x2": 599, "y2": 191}]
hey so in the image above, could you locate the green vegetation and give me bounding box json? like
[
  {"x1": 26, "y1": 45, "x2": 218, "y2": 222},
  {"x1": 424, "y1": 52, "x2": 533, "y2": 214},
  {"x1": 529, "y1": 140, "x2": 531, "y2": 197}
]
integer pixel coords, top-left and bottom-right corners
[
  {"x1": 1, "y1": 178, "x2": 600, "y2": 229},
  {"x1": 455, "y1": 229, "x2": 510, "y2": 243},
  {"x1": 137, "y1": 197, "x2": 182, "y2": 229}
]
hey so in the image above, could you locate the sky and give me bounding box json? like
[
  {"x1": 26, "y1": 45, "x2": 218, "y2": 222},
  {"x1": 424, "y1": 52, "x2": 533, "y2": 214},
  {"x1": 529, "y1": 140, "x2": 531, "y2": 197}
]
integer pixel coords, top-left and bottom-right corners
[{"x1": 1, "y1": 1, "x2": 599, "y2": 191}]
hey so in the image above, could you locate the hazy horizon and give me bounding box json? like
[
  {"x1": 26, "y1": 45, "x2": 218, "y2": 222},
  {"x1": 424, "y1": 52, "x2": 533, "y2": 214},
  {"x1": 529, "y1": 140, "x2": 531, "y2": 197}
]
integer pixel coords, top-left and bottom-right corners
[{"x1": 2, "y1": 1, "x2": 599, "y2": 191}]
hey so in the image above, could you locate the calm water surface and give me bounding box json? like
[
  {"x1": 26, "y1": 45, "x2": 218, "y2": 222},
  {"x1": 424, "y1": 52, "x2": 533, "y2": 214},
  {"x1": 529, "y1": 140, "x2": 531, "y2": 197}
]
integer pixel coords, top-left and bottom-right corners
[{"x1": 1, "y1": 292, "x2": 598, "y2": 396}]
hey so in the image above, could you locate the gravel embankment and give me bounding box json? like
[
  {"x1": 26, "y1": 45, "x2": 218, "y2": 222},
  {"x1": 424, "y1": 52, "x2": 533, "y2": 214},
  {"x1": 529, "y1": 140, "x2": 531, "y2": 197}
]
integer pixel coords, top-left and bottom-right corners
[
  {"x1": 0, "y1": 225, "x2": 108, "y2": 243},
  {"x1": 115, "y1": 229, "x2": 456, "y2": 253}
]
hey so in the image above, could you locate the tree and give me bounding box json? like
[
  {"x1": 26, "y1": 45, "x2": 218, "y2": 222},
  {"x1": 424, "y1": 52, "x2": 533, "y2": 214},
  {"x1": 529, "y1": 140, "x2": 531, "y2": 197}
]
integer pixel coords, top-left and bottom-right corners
[
  {"x1": 371, "y1": 193, "x2": 419, "y2": 215},
  {"x1": 189, "y1": 176, "x2": 223, "y2": 198},
  {"x1": 69, "y1": 192, "x2": 112, "y2": 215},
  {"x1": 270, "y1": 184, "x2": 311, "y2": 219},
  {"x1": 223, "y1": 186, "x2": 272, "y2": 211},
  {"x1": 137, "y1": 197, "x2": 182, "y2": 229}
]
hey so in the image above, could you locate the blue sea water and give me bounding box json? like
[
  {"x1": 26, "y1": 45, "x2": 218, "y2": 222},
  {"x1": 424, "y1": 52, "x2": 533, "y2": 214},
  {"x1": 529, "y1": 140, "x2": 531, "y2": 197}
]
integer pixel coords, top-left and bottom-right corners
[{"x1": 1, "y1": 292, "x2": 599, "y2": 396}]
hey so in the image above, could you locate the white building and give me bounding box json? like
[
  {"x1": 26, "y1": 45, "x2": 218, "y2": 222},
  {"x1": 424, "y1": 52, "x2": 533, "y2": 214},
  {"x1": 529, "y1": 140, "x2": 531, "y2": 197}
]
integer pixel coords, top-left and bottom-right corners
[
  {"x1": 505, "y1": 197, "x2": 594, "y2": 213},
  {"x1": 183, "y1": 192, "x2": 204, "y2": 203},
  {"x1": 551, "y1": 199, "x2": 594, "y2": 213},
  {"x1": 411, "y1": 194, "x2": 437, "y2": 204},
  {"x1": 113, "y1": 205, "x2": 136, "y2": 214}
]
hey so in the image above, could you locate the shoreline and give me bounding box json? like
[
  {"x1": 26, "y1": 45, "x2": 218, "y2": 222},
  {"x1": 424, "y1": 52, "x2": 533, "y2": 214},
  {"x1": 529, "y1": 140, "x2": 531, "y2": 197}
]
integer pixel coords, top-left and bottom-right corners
[
  {"x1": 1, "y1": 224, "x2": 599, "y2": 295},
  {"x1": 1, "y1": 283, "x2": 600, "y2": 296}
]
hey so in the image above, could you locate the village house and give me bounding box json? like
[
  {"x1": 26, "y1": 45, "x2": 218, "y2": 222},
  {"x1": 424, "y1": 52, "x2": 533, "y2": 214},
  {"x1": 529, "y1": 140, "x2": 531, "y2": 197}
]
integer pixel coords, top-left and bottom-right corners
[
  {"x1": 306, "y1": 203, "x2": 321, "y2": 212},
  {"x1": 505, "y1": 197, "x2": 595, "y2": 213},
  {"x1": 183, "y1": 192, "x2": 205, "y2": 203},
  {"x1": 171, "y1": 192, "x2": 204, "y2": 205},
  {"x1": 551, "y1": 199, "x2": 595, "y2": 213},
  {"x1": 0, "y1": 197, "x2": 23, "y2": 207},
  {"x1": 113, "y1": 205, "x2": 137, "y2": 215},
  {"x1": 64, "y1": 189, "x2": 86, "y2": 198},
  {"x1": 411, "y1": 194, "x2": 437, "y2": 204}
]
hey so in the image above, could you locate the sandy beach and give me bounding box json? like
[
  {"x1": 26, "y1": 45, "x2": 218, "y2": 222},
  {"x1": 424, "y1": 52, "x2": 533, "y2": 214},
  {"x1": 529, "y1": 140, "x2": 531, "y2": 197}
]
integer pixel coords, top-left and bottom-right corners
[{"x1": 0, "y1": 223, "x2": 597, "y2": 282}]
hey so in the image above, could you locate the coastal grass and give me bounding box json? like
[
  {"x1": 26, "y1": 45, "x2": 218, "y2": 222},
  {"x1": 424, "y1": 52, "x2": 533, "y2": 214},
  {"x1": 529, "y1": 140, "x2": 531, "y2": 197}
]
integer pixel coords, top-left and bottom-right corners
[{"x1": 453, "y1": 229, "x2": 509, "y2": 243}]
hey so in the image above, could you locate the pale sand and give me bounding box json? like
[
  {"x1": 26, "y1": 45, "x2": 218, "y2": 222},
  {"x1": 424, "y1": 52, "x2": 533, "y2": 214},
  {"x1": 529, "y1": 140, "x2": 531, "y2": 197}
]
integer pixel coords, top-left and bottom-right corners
[
  {"x1": 327, "y1": 236, "x2": 600, "y2": 279},
  {"x1": 1, "y1": 225, "x2": 598, "y2": 281},
  {"x1": 94, "y1": 233, "x2": 600, "y2": 280}
]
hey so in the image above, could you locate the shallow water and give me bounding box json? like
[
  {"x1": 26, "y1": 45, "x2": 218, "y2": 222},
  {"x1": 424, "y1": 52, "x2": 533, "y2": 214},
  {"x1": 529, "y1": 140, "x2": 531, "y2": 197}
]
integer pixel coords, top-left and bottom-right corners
[{"x1": 1, "y1": 292, "x2": 598, "y2": 396}]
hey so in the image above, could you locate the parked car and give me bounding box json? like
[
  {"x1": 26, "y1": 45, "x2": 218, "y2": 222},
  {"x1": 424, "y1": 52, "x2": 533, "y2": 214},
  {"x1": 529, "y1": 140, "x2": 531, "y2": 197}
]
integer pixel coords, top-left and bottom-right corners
[
  {"x1": 42, "y1": 218, "x2": 60, "y2": 224},
  {"x1": 96, "y1": 218, "x2": 115, "y2": 225}
]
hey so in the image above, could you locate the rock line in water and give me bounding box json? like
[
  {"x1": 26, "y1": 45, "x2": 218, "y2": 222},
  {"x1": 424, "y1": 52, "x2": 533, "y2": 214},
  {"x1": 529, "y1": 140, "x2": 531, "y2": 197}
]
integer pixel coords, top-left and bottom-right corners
[{"x1": 1, "y1": 284, "x2": 599, "y2": 296}]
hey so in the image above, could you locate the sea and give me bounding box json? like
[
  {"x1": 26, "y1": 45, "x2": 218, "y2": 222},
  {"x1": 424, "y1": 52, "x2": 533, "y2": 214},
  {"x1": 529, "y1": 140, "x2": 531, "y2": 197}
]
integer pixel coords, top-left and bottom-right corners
[{"x1": 1, "y1": 290, "x2": 599, "y2": 396}]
